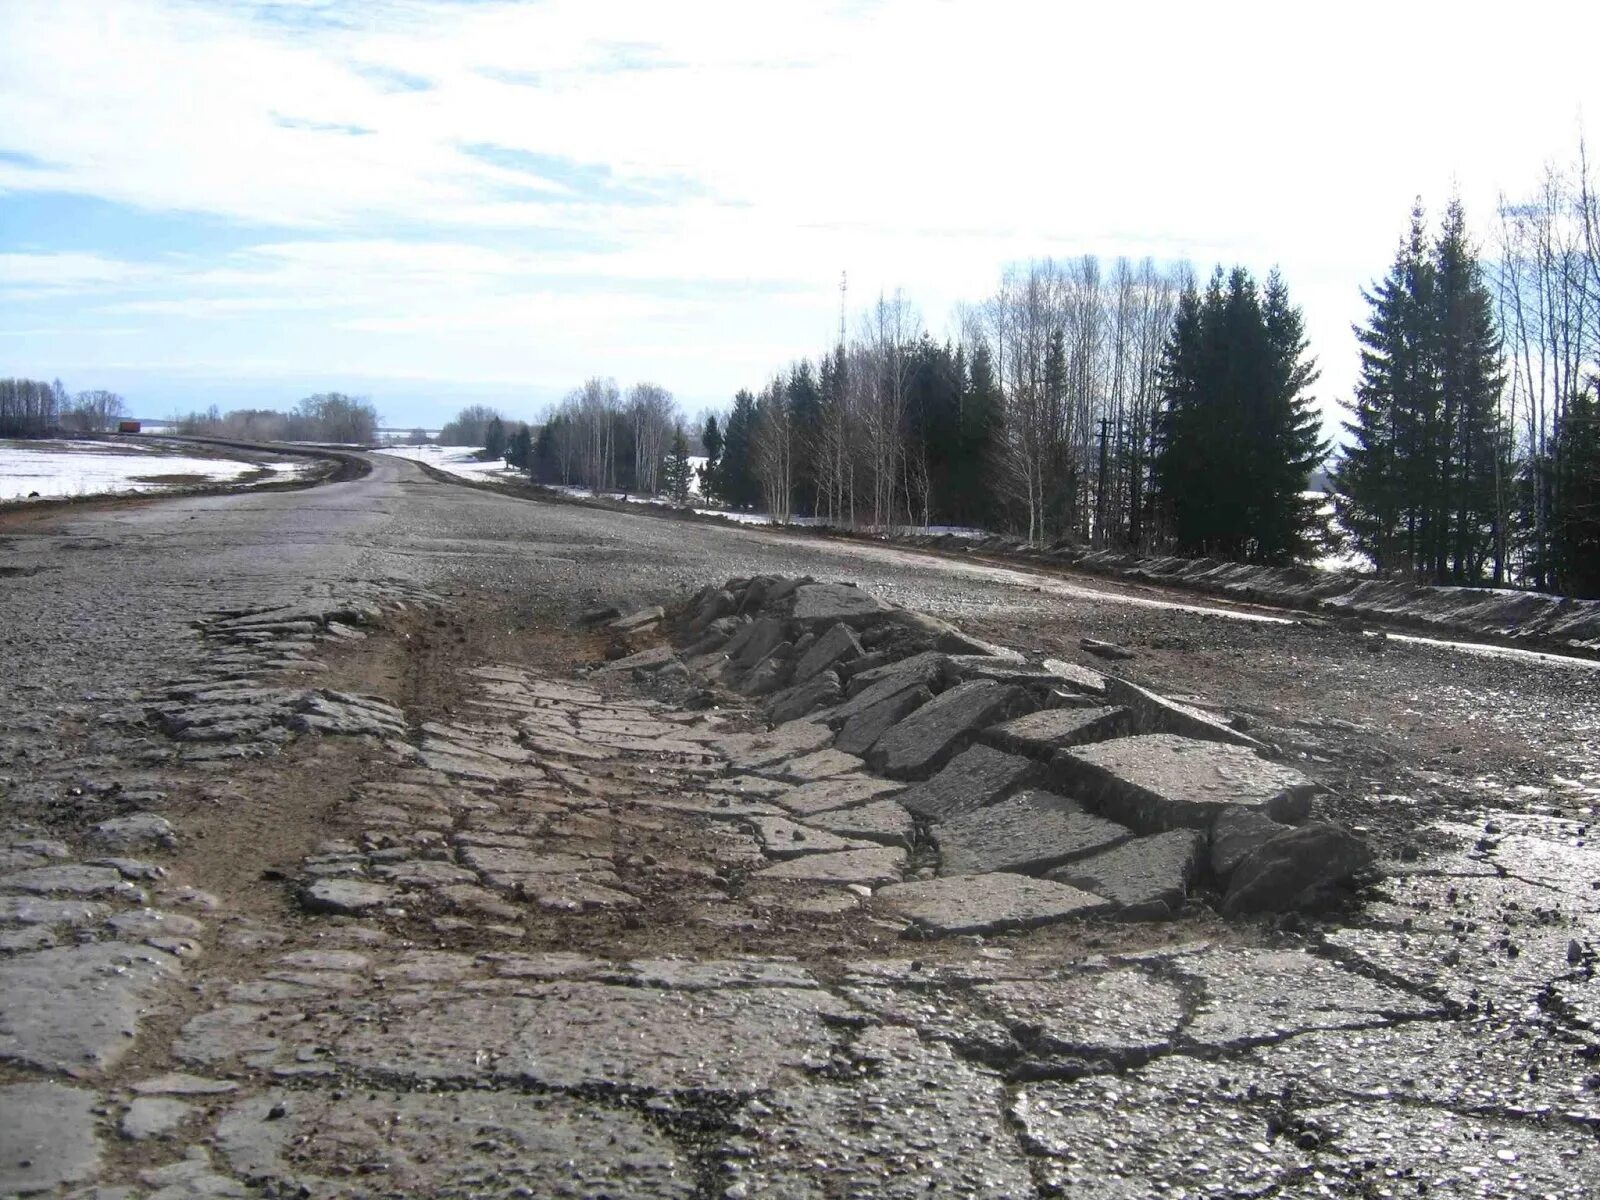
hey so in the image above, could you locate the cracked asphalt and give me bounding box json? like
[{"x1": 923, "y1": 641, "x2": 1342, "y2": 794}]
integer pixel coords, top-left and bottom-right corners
[{"x1": 1, "y1": 451, "x2": 1598, "y2": 1197}]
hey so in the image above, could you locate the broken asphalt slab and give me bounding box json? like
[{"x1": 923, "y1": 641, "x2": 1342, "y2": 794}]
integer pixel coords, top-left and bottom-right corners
[
  {"x1": 876, "y1": 872, "x2": 1113, "y2": 936},
  {"x1": 1053, "y1": 733, "x2": 1316, "y2": 831}
]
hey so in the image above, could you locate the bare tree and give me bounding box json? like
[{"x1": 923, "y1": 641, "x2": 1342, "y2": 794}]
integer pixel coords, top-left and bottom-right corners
[
  {"x1": 1495, "y1": 149, "x2": 1600, "y2": 584},
  {"x1": 812, "y1": 346, "x2": 857, "y2": 527},
  {"x1": 628, "y1": 383, "x2": 674, "y2": 495},
  {"x1": 0, "y1": 378, "x2": 64, "y2": 437},
  {"x1": 752, "y1": 376, "x2": 795, "y2": 520},
  {"x1": 857, "y1": 291, "x2": 921, "y2": 528},
  {"x1": 64, "y1": 389, "x2": 127, "y2": 433}
]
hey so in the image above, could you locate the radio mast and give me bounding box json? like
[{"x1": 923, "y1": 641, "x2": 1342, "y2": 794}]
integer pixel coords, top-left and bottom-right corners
[{"x1": 838, "y1": 270, "x2": 847, "y2": 351}]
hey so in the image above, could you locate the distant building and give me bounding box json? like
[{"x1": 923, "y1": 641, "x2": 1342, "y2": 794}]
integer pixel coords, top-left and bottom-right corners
[{"x1": 118, "y1": 420, "x2": 142, "y2": 434}]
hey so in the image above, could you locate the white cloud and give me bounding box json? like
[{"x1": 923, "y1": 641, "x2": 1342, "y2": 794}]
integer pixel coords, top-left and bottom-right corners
[
  {"x1": 2, "y1": 0, "x2": 1597, "y2": 421},
  {"x1": 0, "y1": 251, "x2": 156, "y2": 289}
]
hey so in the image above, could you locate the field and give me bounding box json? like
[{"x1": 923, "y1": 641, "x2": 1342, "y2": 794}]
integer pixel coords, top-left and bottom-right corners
[{"x1": 0, "y1": 438, "x2": 314, "y2": 501}]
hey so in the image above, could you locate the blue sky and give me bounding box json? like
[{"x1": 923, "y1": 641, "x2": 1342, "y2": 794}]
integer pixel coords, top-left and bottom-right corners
[{"x1": 2, "y1": 0, "x2": 1596, "y2": 428}]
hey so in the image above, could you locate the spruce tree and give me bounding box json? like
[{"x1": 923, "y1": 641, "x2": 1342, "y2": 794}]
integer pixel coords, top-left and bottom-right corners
[
  {"x1": 1433, "y1": 198, "x2": 1505, "y2": 581},
  {"x1": 506, "y1": 425, "x2": 533, "y2": 472},
  {"x1": 1554, "y1": 387, "x2": 1600, "y2": 597},
  {"x1": 787, "y1": 362, "x2": 822, "y2": 516},
  {"x1": 531, "y1": 421, "x2": 560, "y2": 483},
  {"x1": 1336, "y1": 199, "x2": 1505, "y2": 582},
  {"x1": 663, "y1": 425, "x2": 692, "y2": 505},
  {"x1": 483, "y1": 415, "x2": 507, "y2": 461},
  {"x1": 699, "y1": 415, "x2": 723, "y2": 501},
  {"x1": 719, "y1": 390, "x2": 760, "y2": 509},
  {"x1": 1258, "y1": 270, "x2": 1329, "y2": 561},
  {"x1": 1155, "y1": 267, "x2": 1325, "y2": 563},
  {"x1": 1042, "y1": 328, "x2": 1075, "y2": 536},
  {"x1": 1153, "y1": 277, "x2": 1211, "y2": 550},
  {"x1": 964, "y1": 341, "x2": 1002, "y2": 529},
  {"x1": 1333, "y1": 225, "x2": 1418, "y2": 572}
]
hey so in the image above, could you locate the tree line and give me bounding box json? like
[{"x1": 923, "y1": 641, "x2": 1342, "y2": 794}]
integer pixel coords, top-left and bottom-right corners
[
  {"x1": 685, "y1": 256, "x2": 1326, "y2": 565},
  {"x1": 1334, "y1": 142, "x2": 1599, "y2": 597},
  {"x1": 169, "y1": 394, "x2": 381, "y2": 445},
  {"x1": 1, "y1": 378, "x2": 128, "y2": 437},
  {"x1": 686, "y1": 148, "x2": 1598, "y2": 597},
  {"x1": 523, "y1": 379, "x2": 686, "y2": 497}
]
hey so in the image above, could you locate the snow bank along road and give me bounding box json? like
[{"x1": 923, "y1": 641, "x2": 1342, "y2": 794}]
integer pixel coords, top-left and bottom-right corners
[{"x1": 1, "y1": 450, "x2": 1596, "y2": 1196}]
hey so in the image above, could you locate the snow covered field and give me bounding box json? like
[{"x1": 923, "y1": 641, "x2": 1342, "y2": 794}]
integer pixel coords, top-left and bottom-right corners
[
  {"x1": 376, "y1": 444, "x2": 526, "y2": 483},
  {"x1": 0, "y1": 439, "x2": 314, "y2": 501}
]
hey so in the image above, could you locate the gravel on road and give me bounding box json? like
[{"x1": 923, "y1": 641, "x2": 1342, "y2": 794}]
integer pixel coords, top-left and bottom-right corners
[{"x1": 2, "y1": 452, "x2": 1596, "y2": 1197}]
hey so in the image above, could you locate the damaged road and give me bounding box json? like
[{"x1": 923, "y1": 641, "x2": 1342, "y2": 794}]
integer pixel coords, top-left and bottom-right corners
[{"x1": 1, "y1": 451, "x2": 1597, "y2": 1197}]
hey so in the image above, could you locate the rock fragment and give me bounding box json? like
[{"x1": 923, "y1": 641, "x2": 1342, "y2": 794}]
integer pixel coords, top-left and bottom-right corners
[
  {"x1": 1210, "y1": 804, "x2": 1291, "y2": 875},
  {"x1": 1104, "y1": 677, "x2": 1262, "y2": 748},
  {"x1": 789, "y1": 582, "x2": 895, "y2": 629},
  {"x1": 756, "y1": 846, "x2": 907, "y2": 886},
  {"x1": 833, "y1": 683, "x2": 933, "y2": 757},
  {"x1": 1222, "y1": 823, "x2": 1374, "y2": 914},
  {"x1": 608, "y1": 606, "x2": 665, "y2": 633},
  {"x1": 88, "y1": 812, "x2": 178, "y2": 852},
  {"x1": 764, "y1": 669, "x2": 842, "y2": 725},
  {"x1": 121, "y1": 1095, "x2": 191, "y2": 1141},
  {"x1": 792, "y1": 622, "x2": 862, "y2": 684},
  {"x1": 812, "y1": 799, "x2": 917, "y2": 849}
]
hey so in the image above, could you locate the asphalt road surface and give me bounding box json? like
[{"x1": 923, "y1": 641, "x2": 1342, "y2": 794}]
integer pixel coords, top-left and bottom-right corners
[{"x1": 2, "y1": 452, "x2": 1597, "y2": 1197}]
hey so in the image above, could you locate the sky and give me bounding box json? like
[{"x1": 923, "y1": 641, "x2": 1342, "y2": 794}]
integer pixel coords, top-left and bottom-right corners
[{"x1": 1, "y1": 0, "x2": 1596, "y2": 430}]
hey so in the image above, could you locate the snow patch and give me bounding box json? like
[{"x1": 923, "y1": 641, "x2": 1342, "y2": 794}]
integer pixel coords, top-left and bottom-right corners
[
  {"x1": 0, "y1": 440, "x2": 306, "y2": 501},
  {"x1": 377, "y1": 444, "x2": 522, "y2": 482}
]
